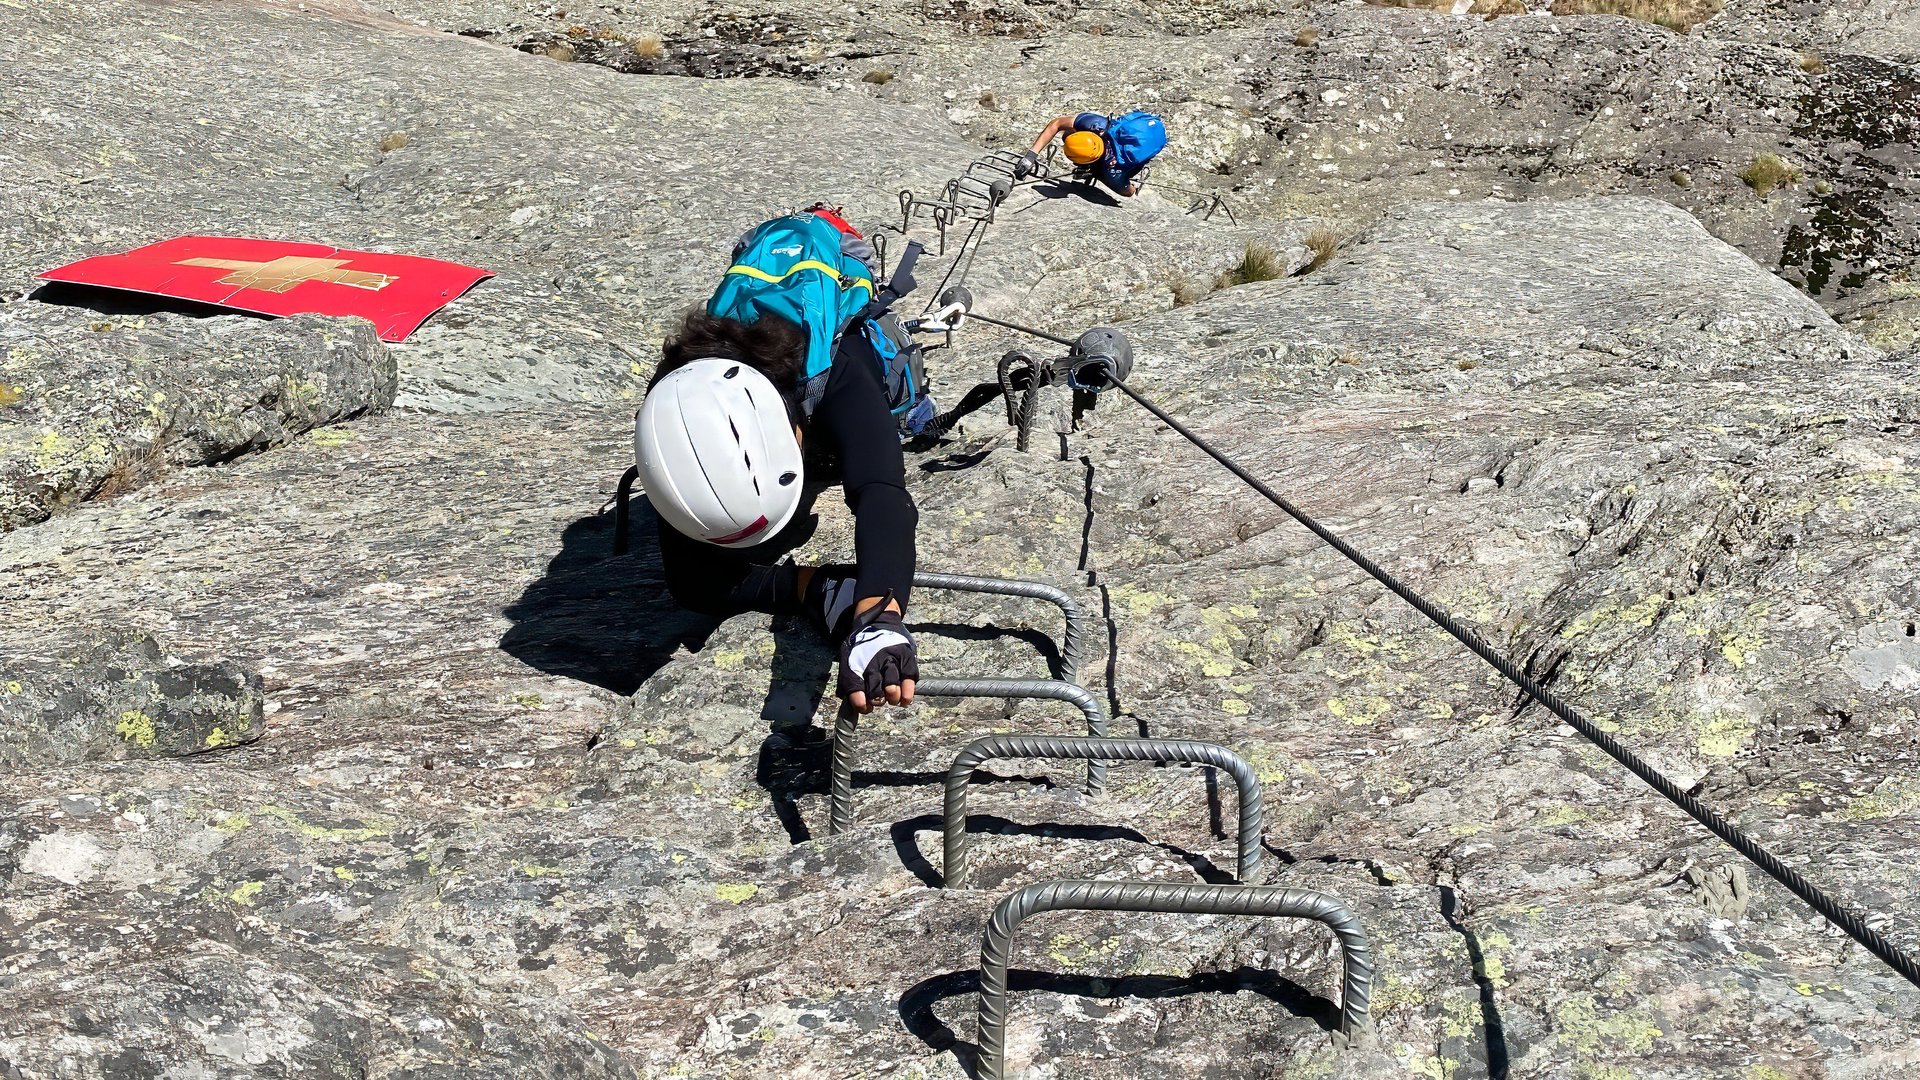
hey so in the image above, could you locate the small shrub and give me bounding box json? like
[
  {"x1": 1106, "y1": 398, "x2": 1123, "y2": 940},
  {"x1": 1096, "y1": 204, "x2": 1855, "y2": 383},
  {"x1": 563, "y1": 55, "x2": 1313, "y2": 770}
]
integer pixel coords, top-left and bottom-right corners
[
  {"x1": 1303, "y1": 227, "x2": 1340, "y2": 273},
  {"x1": 1740, "y1": 153, "x2": 1800, "y2": 197},
  {"x1": 1669, "y1": 168, "x2": 1692, "y2": 188},
  {"x1": 862, "y1": 68, "x2": 894, "y2": 85},
  {"x1": 94, "y1": 442, "x2": 166, "y2": 500},
  {"x1": 1086, "y1": 23, "x2": 1110, "y2": 35},
  {"x1": 536, "y1": 41, "x2": 576, "y2": 62},
  {"x1": 634, "y1": 33, "x2": 665, "y2": 58},
  {"x1": 1295, "y1": 26, "x2": 1320, "y2": 46},
  {"x1": 1215, "y1": 243, "x2": 1286, "y2": 290},
  {"x1": 1798, "y1": 51, "x2": 1826, "y2": 74},
  {"x1": 1170, "y1": 276, "x2": 1211, "y2": 307},
  {"x1": 565, "y1": 23, "x2": 588, "y2": 37},
  {"x1": 0, "y1": 384, "x2": 22, "y2": 408},
  {"x1": 379, "y1": 132, "x2": 409, "y2": 152}
]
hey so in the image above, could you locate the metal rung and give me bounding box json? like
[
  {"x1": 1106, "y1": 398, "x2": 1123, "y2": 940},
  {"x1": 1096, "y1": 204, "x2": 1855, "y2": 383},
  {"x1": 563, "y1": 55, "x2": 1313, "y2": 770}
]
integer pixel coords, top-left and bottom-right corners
[
  {"x1": 976, "y1": 880, "x2": 1377, "y2": 1079},
  {"x1": 943, "y1": 735, "x2": 1264, "y2": 888},
  {"x1": 913, "y1": 571, "x2": 1086, "y2": 684},
  {"x1": 828, "y1": 676, "x2": 1109, "y2": 834}
]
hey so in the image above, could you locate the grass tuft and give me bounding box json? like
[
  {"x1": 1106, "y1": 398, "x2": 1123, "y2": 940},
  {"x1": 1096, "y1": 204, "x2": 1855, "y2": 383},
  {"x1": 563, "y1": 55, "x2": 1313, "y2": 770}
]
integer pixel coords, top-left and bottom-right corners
[
  {"x1": 1170, "y1": 276, "x2": 1211, "y2": 307},
  {"x1": 1215, "y1": 243, "x2": 1287, "y2": 290},
  {"x1": 1295, "y1": 26, "x2": 1320, "y2": 46},
  {"x1": 634, "y1": 33, "x2": 665, "y2": 58},
  {"x1": 862, "y1": 68, "x2": 895, "y2": 85},
  {"x1": 379, "y1": 132, "x2": 409, "y2": 153},
  {"x1": 1740, "y1": 153, "x2": 1800, "y2": 197},
  {"x1": 1303, "y1": 227, "x2": 1340, "y2": 273},
  {"x1": 1798, "y1": 51, "x2": 1826, "y2": 74},
  {"x1": 1369, "y1": 0, "x2": 1524, "y2": 15}
]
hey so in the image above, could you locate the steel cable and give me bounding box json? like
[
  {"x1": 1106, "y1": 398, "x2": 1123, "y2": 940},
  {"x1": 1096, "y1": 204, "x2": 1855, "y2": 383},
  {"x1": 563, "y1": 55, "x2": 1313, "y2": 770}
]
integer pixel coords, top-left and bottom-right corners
[{"x1": 1111, "y1": 378, "x2": 1920, "y2": 990}]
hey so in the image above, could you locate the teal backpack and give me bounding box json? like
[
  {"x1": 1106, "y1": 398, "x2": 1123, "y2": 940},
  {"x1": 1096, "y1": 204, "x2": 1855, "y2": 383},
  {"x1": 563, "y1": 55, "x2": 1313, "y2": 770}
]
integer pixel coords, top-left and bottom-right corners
[
  {"x1": 706, "y1": 210, "x2": 932, "y2": 437},
  {"x1": 707, "y1": 212, "x2": 877, "y2": 416}
]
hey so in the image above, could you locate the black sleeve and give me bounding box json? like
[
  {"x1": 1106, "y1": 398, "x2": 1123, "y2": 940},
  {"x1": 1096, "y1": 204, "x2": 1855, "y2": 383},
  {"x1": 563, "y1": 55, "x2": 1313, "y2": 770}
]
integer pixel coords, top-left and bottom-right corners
[
  {"x1": 656, "y1": 518, "x2": 804, "y2": 618},
  {"x1": 811, "y1": 333, "x2": 918, "y2": 610}
]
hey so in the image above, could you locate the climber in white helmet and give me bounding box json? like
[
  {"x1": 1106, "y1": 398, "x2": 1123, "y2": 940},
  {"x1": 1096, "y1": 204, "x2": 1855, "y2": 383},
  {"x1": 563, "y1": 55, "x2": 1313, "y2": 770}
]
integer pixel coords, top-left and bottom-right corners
[{"x1": 635, "y1": 204, "x2": 930, "y2": 714}]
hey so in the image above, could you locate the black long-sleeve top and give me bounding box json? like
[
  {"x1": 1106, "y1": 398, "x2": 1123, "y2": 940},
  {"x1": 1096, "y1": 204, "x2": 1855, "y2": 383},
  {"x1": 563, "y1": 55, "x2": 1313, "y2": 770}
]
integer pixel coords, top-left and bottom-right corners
[{"x1": 656, "y1": 328, "x2": 917, "y2": 621}]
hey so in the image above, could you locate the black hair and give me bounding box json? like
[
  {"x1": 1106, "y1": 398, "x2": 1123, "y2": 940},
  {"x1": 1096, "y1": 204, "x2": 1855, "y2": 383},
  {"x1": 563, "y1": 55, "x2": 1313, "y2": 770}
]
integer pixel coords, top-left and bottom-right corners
[{"x1": 654, "y1": 308, "x2": 808, "y2": 417}]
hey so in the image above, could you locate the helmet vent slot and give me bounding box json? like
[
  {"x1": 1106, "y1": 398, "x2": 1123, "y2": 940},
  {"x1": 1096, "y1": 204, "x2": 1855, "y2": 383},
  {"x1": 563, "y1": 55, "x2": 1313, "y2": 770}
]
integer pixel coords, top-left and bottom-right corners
[
  {"x1": 724, "y1": 365, "x2": 741, "y2": 378},
  {"x1": 778, "y1": 471, "x2": 797, "y2": 486}
]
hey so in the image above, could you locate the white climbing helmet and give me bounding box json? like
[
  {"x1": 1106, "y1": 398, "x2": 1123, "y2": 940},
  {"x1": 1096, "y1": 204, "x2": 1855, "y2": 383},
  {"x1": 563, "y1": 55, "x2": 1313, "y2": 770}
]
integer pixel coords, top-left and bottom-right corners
[{"x1": 634, "y1": 358, "x2": 804, "y2": 549}]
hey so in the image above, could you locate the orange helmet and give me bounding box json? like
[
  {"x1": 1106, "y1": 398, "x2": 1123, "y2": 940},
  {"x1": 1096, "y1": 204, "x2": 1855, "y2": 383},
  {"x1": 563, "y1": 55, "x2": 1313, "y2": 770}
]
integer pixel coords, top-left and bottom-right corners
[{"x1": 1063, "y1": 130, "x2": 1105, "y2": 165}]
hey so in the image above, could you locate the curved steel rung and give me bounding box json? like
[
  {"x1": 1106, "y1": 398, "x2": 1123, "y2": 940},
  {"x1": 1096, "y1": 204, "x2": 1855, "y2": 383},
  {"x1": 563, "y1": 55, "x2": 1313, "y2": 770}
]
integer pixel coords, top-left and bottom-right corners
[
  {"x1": 912, "y1": 571, "x2": 1086, "y2": 683},
  {"x1": 976, "y1": 879, "x2": 1377, "y2": 1078},
  {"x1": 942, "y1": 734, "x2": 1264, "y2": 888},
  {"x1": 610, "y1": 465, "x2": 641, "y2": 556},
  {"x1": 827, "y1": 676, "x2": 1110, "y2": 834}
]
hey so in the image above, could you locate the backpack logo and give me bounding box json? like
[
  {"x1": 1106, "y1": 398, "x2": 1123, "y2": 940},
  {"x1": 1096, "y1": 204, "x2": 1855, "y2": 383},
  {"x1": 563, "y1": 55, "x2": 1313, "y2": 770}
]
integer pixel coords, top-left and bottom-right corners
[{"x1": 771, "y1": 244, "x2": 803, "y2": 256}]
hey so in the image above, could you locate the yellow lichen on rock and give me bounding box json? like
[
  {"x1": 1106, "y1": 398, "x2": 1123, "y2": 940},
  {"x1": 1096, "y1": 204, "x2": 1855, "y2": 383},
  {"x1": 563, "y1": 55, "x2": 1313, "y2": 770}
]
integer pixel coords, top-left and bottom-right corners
[{"x1": 115, "y1": 709, "x2": 158, "y2": 749}]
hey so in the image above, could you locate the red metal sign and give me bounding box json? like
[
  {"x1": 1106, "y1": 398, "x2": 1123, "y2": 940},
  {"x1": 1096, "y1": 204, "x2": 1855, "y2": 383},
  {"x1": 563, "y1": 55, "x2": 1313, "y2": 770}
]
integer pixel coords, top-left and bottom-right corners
[{"x1": 38, "y1": 236, "x2": 493, "y2": 343}]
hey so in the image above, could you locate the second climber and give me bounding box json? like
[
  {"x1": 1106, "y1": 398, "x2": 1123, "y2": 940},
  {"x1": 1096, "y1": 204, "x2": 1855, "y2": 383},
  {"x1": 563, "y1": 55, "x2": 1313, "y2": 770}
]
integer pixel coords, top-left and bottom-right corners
[{"x1": 1013, "y1": 109, "x2": 1168, "y2": 197}]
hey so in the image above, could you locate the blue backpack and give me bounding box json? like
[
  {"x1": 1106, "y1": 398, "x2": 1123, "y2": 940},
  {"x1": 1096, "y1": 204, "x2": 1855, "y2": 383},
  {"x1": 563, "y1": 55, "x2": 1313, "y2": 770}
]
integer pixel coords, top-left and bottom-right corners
[
  {"x1": 708, "y1": 212, "x2": 877, "y2": 415},
  {"x1": 861, "y1": 311, "x2": 934, "y2": 438},
  {"x1": 1106, "y1": 111, "x2": 1167, "y2": 173}
]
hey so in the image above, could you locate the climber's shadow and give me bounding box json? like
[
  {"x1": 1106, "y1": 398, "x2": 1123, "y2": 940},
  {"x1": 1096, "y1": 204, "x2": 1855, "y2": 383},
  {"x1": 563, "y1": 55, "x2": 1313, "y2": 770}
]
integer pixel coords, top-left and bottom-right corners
[
  {"x1": 890, "y1": 812, "x2": 1235, "y2": 889},
  {"x1": 1013, "y1": 179, "x2": 1122, "y2": 211},
  {"x1": 754, "y1": 621, "x2": 838, "y2": 844},
  {"x1": 899, "y1": 965, "x2": 1338, "y2": 1076},
  {"x1": 501, "y1": 486, "x2": 1094, "y2": 846},
  {"x1": 499, "y1": 499, "x2": 721, "y2": 696}
]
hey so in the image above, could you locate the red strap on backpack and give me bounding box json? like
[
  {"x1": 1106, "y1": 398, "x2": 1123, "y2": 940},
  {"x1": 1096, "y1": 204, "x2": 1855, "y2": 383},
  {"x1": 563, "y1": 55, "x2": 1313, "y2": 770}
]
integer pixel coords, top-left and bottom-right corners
[{"x1": 803, "y1": 202, "x2": 863, "y2": 240}]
